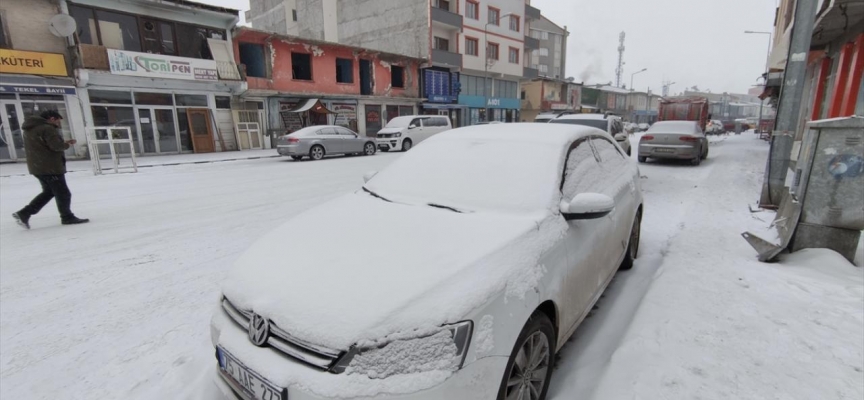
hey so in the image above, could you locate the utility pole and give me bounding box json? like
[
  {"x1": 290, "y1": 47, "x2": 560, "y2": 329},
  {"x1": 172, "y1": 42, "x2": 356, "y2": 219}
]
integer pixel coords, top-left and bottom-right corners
[{"x1": 759, "y1": 0, "x2": 819, "y2": 208}]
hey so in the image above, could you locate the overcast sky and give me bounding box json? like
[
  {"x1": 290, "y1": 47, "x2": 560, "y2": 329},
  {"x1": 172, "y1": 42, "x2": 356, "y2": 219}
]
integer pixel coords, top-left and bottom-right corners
[{"x1": 203, "y1": 0, "x2": 778, "y2": 95}]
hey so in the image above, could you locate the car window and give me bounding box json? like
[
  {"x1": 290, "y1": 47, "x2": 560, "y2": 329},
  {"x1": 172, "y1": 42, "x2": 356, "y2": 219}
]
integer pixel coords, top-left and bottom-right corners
[
  {"x1": 410, "y1": 118, "x2": 423, "y2": 127},
  {"x1": 561, "y1": 140, "x2": 604, "y2": 200},
  {"x1": 592, "y1": 138, "x2": 627, "y2": 169},
  {"x1": 436, "y1": 117, "x2": 450, "y2": 127},
  {"x1": 337, "y1": 127, "x2": 357, "y2": 137},
  {"x1": 317, "y1": 128, "x2": 337, "y2": 135}
]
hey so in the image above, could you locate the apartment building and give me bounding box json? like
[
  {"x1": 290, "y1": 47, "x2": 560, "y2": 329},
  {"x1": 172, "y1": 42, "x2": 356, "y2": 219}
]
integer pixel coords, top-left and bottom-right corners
[
  {"x1": 527, "y1": 14, "x2": 567, "y2": 79},
  {"x1": 246, "y1": 0, "x2": 545, "y2": 126}
]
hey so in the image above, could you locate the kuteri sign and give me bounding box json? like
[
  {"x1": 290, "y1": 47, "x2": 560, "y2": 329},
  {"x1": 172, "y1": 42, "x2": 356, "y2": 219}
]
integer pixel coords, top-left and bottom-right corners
[
  {"x1": 107, "y1": 49, "x2": 218, "y2": 81},
  {"x1": 0, "y1": 49, "x2": 68, "y2": 76}
]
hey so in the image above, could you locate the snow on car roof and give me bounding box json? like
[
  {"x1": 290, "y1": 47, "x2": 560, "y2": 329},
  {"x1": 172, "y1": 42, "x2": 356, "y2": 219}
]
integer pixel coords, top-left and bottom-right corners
[
  {"x1": 554, "y1": 113, "x2": 608, "y2": 120},
  {"x1": 433, "y1": 122, "x2": 598, "y2": 146}
]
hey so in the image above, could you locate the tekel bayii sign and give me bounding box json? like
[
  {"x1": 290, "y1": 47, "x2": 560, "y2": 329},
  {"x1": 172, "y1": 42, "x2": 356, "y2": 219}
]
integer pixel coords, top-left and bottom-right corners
[{"x1": 107, "y1": 49, "x2": 219, "y2": 81}]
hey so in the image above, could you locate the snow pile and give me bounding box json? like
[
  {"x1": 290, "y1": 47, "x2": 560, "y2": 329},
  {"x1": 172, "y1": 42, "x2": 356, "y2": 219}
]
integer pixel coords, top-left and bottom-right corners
[
  {"x1": 473, "y1": 315, "x2": 496, "y2": 356},
  {"x1": 346, "y1": 330, "x2": 460, "y2": 379}
]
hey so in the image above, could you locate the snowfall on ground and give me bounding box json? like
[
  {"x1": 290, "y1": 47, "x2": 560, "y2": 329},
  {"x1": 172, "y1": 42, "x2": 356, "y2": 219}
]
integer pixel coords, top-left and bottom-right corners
[{"x1": 0, "y1": 133, "x2": 861, "y2": 400}]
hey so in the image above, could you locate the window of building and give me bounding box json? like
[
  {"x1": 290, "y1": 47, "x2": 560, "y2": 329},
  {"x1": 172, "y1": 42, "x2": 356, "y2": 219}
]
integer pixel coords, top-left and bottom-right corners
[
  {"x1": 466, "y1": 1, "x2": 479, "y2": 20},
  {"x1": 175, "y1": 94, "x2": 208, "y2": 107},
  {"x1": 554, "y1": 66, "x2": 561, "y2": 77},
  {"x1": 509, "y1": 15, "x2": 520, "y2": 32},
  {"x1": 336, "y1": 58, "x2": 353, "y2": 83},
  {"x1": 521, "y1": 90, "x2": 526, "y2": 100},
  {"x1": 539, "y1": 47, "x2": 549, "y2": 56},
  {"x1": 215, "y1": 96, "x2": 232, "y2": 109},
  {"x1": 292, "y1": 9, "x2": 298, "y2": 21},
  {"x1": 68, "y1": 4, "x2": 226, "y2": 59},
  {"x1": 89, "y1": 90, "x2": 133, "y2": 104},
  {"x1": 292, "y1": 52, "x2": 312, "y2": 80},
  {"x1": 538, "y1": 64, "x2": 549, "y2": 74},
  {"x1": 508, "y1": 47, "x2": 519, "y2": 64},
  {"x1": 433, "y1": 36, "x2": 450, "y2": 51},
  {"x1": 432, "y1": 0, "x2": 450, "y2": 10},
  {"x1": 240, "y1": 43, "x2": 268, "y2": 78},
  {"x1": 488, "y1": 7, "x2": 500, "y2": 25},
  {"x1": 391, "y1": 65, "x2": 405, "y2": 88},
  {"x1": 134, "y1": 92, "x2": 173, "y2": 105},
  {"x1": 0, "y1": 11, "x2": 10, "y2": 48},
  {"x1": 465, "y1": 37, "x2": 479, "y2": 56},
  {"x1": 487, "y1": 42, "x2": 499, "y2": 60}
]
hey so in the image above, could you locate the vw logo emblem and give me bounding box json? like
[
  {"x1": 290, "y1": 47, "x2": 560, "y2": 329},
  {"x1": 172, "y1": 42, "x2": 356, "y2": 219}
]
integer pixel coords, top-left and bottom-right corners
[{"x1": 248, "y1": 313, "x2": 270, "y2": 347}]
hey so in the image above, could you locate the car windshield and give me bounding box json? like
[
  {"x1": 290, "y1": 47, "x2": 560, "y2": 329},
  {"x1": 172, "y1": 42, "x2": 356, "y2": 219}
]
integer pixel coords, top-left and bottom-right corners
[
  {"x1": 384, "y1": 116, "x2": 415, "y2": 129},
  {"x1": 549, "y1": 118, "x2": 608, "y2": 130},
  {"x1": 648, "y1": 121, "x2": 696, "y2": 133},
  {"x1": 364, "y1": 137, "x2": 561, "y2": 213}
]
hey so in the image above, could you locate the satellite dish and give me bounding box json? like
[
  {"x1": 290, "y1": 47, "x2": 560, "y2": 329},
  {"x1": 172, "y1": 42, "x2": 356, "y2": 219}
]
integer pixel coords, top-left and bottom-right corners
[{"x1": 48, "y1": 14, "x2": 77, "y2": 38}]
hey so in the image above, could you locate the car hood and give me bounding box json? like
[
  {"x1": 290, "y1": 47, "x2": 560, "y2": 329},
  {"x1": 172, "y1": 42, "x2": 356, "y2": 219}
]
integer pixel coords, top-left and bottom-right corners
[
  {"x1": 221, "y1": 192, "x2": 560, "y2": 351},
  {"x1": 377, "y1": 127, "x2": 405, "y2": 135}
]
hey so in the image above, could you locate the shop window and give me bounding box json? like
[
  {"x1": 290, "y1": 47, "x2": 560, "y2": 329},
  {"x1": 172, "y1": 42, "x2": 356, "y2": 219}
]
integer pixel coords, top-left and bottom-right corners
[
  {"x1": 386, "y1": 105, "x2": 399, "y2": 122},
  {"x1": 0, "y1": 11, "x2": 10, "y2": 48},
  {"x1": 134, "y1": 92, "x2": 173, "y2": 106},
  {"x1": 175, "y1": 94, "x2": 208, "y2": 107},
  {"x1": 94, "y1": 10, "x2": 142, "y2": 51},
  {"x1": 292, "y1": 53, "x2": 312, "y2": 80},
  {"x1": 240, "y1": 43, "x2": 268, "y2": 78},
  {"x1": 89, "y1": 90, "x2": 133, "y2": 104},
  {"x1": 399, "y1": 106, "x2": 413, "y2": 116},
  {"x1": 175, "y1": 111, "x2": 194, "y2": 151},
  {"x1": 215, "y1": 96, "x2": 232, "y2": 109},
  {"x1": 336, "y1": 58, "x2": 353, "y2": 83},
  {"x1": 390, "y1": 66, "x2": 405, "y2": 88}
]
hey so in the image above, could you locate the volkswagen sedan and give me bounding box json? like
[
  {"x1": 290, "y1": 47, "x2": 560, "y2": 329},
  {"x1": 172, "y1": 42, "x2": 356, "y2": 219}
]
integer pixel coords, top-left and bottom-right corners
[
  {"x1": 211, "y1": 123, "x2": 644, "y2": 400},
  {"x1": 637, "y1": 121, "x2": 709, "y2": 165},
  {"x1": 277, "y1": 125, "x2": 377, "y2": 161}
]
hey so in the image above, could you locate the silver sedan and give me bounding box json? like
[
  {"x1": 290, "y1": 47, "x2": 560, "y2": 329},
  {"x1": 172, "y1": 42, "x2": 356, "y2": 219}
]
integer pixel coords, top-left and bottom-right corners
[
  {"x1": 637, "y1": 121, "x2": 709, "y2": 165},
  {"x1": 276, "y1": 125, "x2": 377, "y2": 161}
]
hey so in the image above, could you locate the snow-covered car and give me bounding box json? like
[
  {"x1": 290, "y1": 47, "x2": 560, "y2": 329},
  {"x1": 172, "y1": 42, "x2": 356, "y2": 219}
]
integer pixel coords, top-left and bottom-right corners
[
  {"x1": 210, "y1": 124, "x2": 644, "y2": 400},
  {"x1": 638, "y1": 123, "x2": 650, "y2": 131},
  {"x1": 548, "y1": 113, "x2": 632, "y2": 156},
  {"x1": 638, "y1": 120, "x2": 709, "y2": 165}
]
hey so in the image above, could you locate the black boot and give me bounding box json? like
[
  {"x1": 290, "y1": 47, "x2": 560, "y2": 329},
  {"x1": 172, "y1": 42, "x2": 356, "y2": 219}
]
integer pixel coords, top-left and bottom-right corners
[
  {"x1": 62, "y1": 216, "x2": 90, "y2": 225},
  {"x1": 12, "y1": 212, "x2": 31, "y2": 230}
]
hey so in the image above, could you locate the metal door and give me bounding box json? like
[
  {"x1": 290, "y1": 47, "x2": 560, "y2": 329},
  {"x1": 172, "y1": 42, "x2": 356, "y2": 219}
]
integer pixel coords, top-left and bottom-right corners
[{"x1": 0, "y1": 102, "x2": 25, "y2": 161}]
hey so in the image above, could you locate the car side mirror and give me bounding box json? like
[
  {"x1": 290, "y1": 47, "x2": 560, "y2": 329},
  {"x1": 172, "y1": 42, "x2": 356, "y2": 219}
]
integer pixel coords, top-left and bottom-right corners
[
  {"x1": 560, "y1": 193, "x2": 615, "y2": 221},
  {"x1": 614, "y1": 133, "x2": 627, "y2": 141},
  {"x1": 363, "y1": 171, "x2": 378, "y2": 183},
  {"x1": 408, "y1": 124, "x2": 417, "y2": 129}
]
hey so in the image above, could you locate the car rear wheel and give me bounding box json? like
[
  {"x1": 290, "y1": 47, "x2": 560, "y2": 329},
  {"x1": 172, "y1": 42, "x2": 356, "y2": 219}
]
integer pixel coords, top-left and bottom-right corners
[
  {"x1": 310, "y1": 145, "x2": 325, "y2": 161},
  {"x1": 620, "y1": 209, "x2": 641, "y2": 270},
  {"x1": 638, "y1": 156, "x2": 647, "y2": 163},
  {"x1": 364, "y1": 143, "x2": 376, "y2": 156},
  {"x1": 497, "y1": 312, "x2": 555, "y2": 400},
  {"x1": 401, "y1": 139, "x2": 413, "y2": 152}
]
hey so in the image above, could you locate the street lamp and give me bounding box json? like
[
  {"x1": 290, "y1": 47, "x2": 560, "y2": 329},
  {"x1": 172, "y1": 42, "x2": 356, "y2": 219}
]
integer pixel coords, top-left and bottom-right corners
[
  {"x1": 745, "y1": 30, "x2": 772, "y2": 133},
  {"x1": 484, "y1": 12, "x2": 513, "y2": 122},
  {"x1": 630, "y1": 68, "x2": 647, "y2": 91}
]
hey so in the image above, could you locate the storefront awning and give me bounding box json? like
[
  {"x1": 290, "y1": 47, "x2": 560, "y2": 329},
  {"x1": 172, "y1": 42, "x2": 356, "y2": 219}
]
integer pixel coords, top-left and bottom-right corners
[{"x1": 285, "y1": 99, "x2": 336, "y2": 114}]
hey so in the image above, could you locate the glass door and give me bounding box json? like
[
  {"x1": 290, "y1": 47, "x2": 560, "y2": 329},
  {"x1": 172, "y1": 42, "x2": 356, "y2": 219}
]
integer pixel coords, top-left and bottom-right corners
[
  {"x1": 0, "y1": 102, "x2": 25, "y2": 161},
  {"x1": 137, "y1": 107, "x2": 180, "y2": 154},
  {"x1": 137, "y1": 109, "x2": 157, "y2": 153}
]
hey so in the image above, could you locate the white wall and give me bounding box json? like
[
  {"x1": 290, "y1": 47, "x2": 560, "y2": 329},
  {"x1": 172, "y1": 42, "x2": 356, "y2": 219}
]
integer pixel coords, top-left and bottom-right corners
[
  {"x1": 322, "y1": 0, "x2": 339, "y2": 42},
  {"x1": 458, "y1": 0, "x2": 524, "y2": 78}
]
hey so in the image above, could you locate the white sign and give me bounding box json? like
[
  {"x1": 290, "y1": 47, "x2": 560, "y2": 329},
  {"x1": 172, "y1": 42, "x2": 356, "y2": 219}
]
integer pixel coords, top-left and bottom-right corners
[
  {"x1": 107, "y1": 49, "x2": 219, "y2": 81},
  {"x1": 487, "y1": 98, "x2": 501, "y2": 106},
  {"x1": 550, "y1": 103, "x2": 568, "y2": 110}
]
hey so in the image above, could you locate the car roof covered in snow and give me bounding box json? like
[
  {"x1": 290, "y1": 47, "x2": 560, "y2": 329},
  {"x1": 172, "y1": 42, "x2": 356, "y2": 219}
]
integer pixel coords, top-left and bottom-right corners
[
  {"x1": 432, "y1": 122, "x2": 600, "y2": 147},
  {"x1": 554, "y1": 113, "x2": 608, "y2": 121}
]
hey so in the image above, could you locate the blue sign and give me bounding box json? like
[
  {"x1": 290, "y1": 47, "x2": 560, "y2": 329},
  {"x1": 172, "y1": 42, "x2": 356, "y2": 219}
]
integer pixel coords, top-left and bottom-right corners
[
  {"x1": 0, "y1": 85, "x2": 76, "y2": 95},
  {"x1": 424, "y1": 70, "x2": 458, "y2": 103},
  {"x1": 458, "y1": 95, "x2": 521, "y2": 109}
]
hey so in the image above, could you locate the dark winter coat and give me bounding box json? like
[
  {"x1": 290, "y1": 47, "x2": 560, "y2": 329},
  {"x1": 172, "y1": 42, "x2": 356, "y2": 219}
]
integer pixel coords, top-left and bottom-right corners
[{"x1": 22, "y1": 116, "x2": 69, "y2": 176}]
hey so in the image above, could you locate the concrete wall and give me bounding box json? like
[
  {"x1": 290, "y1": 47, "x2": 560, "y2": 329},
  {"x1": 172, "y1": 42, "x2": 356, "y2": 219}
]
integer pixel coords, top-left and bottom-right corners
[
  {"x1": 0, "y1": 0, "x2": 67, "y2": 54},
  {"x1": 298, "y1": 0, "x2": 325, "y2": 41},
  {"x1": 235, "y1": 29, "x2": 421, "y2": 98},
  {"x1": 330, "y1": 0, "x2": 428, "y2": 59},
  {"x1": 247, "y1": 0, "x2": 291, "y2": 34},
  {"x1": 460, "y1": 0, "x2": 524, "y2": 79}
]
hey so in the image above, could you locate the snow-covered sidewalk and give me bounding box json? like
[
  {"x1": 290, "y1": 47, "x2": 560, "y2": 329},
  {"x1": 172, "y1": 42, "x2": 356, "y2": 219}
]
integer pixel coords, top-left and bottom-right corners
[{"x1": 549, "y1": 133, "x2": 864, "y2": 399}]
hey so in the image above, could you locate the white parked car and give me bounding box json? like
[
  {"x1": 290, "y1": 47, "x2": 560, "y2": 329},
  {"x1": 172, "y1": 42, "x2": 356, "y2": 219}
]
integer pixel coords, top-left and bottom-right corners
[
  {"x1": 211, "y1": 124, "x2": 644, "y2": 400},
  {"x1": 376, "y1": 115, "x2": 452, "y2": 152},
  {"x1": 548, "y1": 113, "x2": 632, "y2": 156}
]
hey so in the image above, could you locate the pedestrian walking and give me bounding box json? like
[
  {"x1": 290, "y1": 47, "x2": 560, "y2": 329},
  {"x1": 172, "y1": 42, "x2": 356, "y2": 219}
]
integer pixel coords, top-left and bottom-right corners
[{"x1": 12, "y1": 110, "x2": 89, "y2": 229}]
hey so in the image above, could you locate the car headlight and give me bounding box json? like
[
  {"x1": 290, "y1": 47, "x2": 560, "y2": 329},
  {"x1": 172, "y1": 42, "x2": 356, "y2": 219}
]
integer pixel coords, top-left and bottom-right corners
[
  {"x1": 331, "y1": 321, "x2": 473, "y2": 378},
  {"x1": 394, "y1": 132, "x2": 402, "y2": 138}
]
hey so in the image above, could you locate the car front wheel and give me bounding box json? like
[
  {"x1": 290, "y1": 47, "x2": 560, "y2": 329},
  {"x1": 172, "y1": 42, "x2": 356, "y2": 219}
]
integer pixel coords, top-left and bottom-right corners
[
  {"x1": 401, "y1": 139, "x2": 413, "y2": 152},
  {"x1": 497, "y1": 312, "x2": 555, "y2": 400},
  {"x1": 364, "y1": 142, "x2": 376, "y2": 156}
]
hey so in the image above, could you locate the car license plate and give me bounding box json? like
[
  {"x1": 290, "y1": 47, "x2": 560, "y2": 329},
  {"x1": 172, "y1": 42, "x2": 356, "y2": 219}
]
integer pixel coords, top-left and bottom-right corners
[
  {"x1": 654, "y1": 148, "x2": 675, "y2": 153},
  {"x1": 218, "y1": 347, "x2": 286, "y2": 400}
]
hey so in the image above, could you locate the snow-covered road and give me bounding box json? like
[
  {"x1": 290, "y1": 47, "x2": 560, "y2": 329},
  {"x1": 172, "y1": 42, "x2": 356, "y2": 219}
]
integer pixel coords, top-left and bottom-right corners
[{"x1": 1, "y1": 133, "x2": 861, "y2": 399}]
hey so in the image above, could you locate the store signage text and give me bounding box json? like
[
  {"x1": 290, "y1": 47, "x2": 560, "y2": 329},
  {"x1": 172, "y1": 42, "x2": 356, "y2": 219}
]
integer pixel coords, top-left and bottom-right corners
[
  {"x1": 0, "y1": 85, "x2": 76, "y2": 95},
  {"x1": 487, "y1": 98, "x2": 501, "y2": 106},
  {"x1": 0, "y1": 49, "x2": 68, "y2": 76},
  {"x1": 107, "y1": 49, "x2": 219, "y2": 82}
]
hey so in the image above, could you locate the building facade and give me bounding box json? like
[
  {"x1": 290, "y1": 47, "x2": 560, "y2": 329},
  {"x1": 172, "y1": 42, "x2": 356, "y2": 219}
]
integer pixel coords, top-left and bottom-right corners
[
  {"x1": 527, "y1": 15, "x2": 567, "y2": 79},
  {"x1": 234, "y1": 27, "x2": 424, "y2": 138},
  {"x1": 0, "y1": 0, "x2": 84, "y2": 162},
  {"x1": 246, "y1": 0, "x2": 548, "y2": 126},
  {"x1": 520, "y1": 77, "x2": 580, "y2": 121}
]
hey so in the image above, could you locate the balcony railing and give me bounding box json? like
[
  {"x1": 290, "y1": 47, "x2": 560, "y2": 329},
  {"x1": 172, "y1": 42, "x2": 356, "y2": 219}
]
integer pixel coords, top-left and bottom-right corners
[
  {"x1": 431, "y1": 6, "x2": 463, "y2": 30},
  {"x1": 525, "y1": 4, "x2": 541, "y2": 20},
  {"x1": 524, "y1": 36, "x2": 540, "y2": 50},
  {"x1": 431, "y1": 49, "x2": 462, "y2": 69}
]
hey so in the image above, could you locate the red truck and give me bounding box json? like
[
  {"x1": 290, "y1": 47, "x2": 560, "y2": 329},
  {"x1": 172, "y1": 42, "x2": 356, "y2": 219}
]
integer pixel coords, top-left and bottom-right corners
[{"x1": 657, "y1": 97, "x2": 710, "y2": 131}]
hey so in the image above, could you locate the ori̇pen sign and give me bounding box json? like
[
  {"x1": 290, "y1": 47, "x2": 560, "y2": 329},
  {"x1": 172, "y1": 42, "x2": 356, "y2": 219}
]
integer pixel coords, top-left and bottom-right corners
[
  {"x1": 0, "y1": 49, "x2": 68, "y2": 76},
  {"x1": 107, "y1": 49, "x2": 219, "y2": 81}
]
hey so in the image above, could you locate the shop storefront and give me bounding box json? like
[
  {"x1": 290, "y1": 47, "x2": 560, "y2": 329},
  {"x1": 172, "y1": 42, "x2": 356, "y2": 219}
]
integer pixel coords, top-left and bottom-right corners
[
  {"x1": 358, "y1": 100, "x2": 418, "y2": 137},
  {"x1": 420, "y1": 69, "x2": 463, "y2": 127},
  {"x1": 458, "y1": 95, "x2": 521, "y2": 125},
  {"x1": 79, "y1": 49, "x2": 243, "y2": 156},
  {"x1": 0, "y1": 49, "x2": 85, "y2": 161}
]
